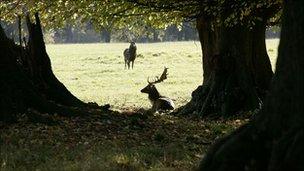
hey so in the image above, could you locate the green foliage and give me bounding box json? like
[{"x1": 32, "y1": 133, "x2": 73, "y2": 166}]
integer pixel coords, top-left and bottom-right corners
[
  {"x1": 221, "y1": 0, "x2": 283, "y2": 27},
  {"x1": 0, "y1": 0, "x2": 282, "y2": 32}
]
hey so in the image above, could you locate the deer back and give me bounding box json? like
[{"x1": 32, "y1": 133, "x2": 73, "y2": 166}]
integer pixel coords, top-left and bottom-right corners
[{"x1": 153, "y1": 96, "x2": 175, "y2": 111}]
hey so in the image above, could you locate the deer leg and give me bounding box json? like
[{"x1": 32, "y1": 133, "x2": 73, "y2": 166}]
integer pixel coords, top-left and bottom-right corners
[
  {"x1": 125, "y1": 60, "x2": 127, "y2": 69},
  {"x1": 127, "y1": 61, "x2": 130, "y2": 69},
  {"x1": 132, "y1": 61, "x2": 134, "y2": 69},
  {"x1": 151, "y1": 102, "x2": 159, "y2": 114},
  {"x1": 150, "y1": 105, "x2": 157, "y2": 114}
]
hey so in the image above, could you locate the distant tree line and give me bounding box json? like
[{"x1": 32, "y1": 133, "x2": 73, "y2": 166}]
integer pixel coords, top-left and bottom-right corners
[
  {"x1": 265, "y1": 26, "x2": 281, "y2": 38},
  {"x1": 48, "y1": 22, "x2": 199, "y2": 43},
  {"x1": 1, "y1": 20, "x2": 280, "y2": 44},
  {"x1": 1, "y1": 20, "x2": 199, "y2": 44}
]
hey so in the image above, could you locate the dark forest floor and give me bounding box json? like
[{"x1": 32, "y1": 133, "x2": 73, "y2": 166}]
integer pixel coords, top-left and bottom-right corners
[{"x1": 0, "y1": 109, "x2": 250, "y2": 170}]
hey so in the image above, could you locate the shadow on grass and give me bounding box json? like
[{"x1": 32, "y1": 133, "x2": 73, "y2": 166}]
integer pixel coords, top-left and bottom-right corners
[{"x1": 0, "y1": 107, "x2": 248, "y2": 170}]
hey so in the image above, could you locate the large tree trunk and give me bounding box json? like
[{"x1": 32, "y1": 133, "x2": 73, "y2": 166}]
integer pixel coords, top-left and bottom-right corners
[
  {"x1": 180, "y1": 15, "x2": 273, "y2": 117},
  {"x1": 25, "y1": 13, "x2": 85, "y2": 107},
  {"x1": 199, "y1": 0, "x2": 304, "y2": 170},
  {"x1": 64, "y1": 25, "x2": 73, "y2": 43},
  {"x1": 101, "y1": 29, "x2": 111, "y2": 43},
  {"x1": 152, "y1": 29, "x2": 160, "y2": 42},
  {"x1": 0, "y1": 13, "x2": 100, "y2": 123}
]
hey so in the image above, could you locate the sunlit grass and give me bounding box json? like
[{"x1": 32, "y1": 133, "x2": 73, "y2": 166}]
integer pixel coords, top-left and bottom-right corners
[
  {"x1": 46, "y1": 40, "x2": 279, "y2": 110},
  {"x1": 266, "y1": 39, "x2": 280, "y2": 71},
  {"x1": 0, "y1": 40, "x2": 280, "y2": 171}
]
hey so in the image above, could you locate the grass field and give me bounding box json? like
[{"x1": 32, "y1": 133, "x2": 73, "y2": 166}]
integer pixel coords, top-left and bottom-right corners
[
  {"x1": 1, "y1": 40, "x2": 280, "y2": 171},
  {"x1": 46, "y1": 39, "x2": 279, "y2": 111}
]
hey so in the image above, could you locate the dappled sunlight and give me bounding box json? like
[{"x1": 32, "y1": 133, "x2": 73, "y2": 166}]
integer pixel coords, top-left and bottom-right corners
[{"x1": 1, "y1": 110, "x2": 245, "y2": 170}]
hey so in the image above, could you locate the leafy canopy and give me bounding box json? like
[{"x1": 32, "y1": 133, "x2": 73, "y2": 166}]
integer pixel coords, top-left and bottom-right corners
[{"x1": 0, "y1": 0, "x2": 282, "y2": 30}]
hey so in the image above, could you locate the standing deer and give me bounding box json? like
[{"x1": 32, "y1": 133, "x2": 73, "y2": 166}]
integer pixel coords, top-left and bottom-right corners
[
  {"x1": 123, "y1": 42, "x2": 137, "y2": 69},
  {"x1": 141, "y1": 67, "x2": 175, "y2": 113}
]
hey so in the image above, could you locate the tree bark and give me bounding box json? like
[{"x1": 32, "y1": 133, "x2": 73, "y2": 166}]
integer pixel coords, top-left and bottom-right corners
[
  {"x1": 199, "y1": 0, "x2": 304, "y2": 170},
  {"x1": 26, "y1": 13, "x2": 86, "y2": 107},
  {"x1": 152, "y1": 29, "x2": 160, "y2": 42},
  {"x1": 102, "y1": 29, "x2": 111, "y2": 43},
  {"x1": 0, "y1": 13, "x2": 101, "y2": 123},
  {"x1": 64, "y1": 25, "x2": 73, "y2": 43},
  {"x1": 180, "y1": 14, "x2": 273, "y2": 117}
]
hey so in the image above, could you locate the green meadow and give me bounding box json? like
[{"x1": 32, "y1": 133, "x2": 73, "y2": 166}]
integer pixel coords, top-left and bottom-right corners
[{"x1": 46, "y1": 39, "x2": 279, "y2": 111}]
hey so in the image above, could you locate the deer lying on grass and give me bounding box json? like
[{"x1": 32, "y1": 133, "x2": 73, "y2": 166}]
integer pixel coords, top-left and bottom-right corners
[
  {"x1": 141, "y1": 67, "x2": 175, "y2": 113},
  {"x1": 123, "y1": 42, "x2": 137, "y2": 69}
]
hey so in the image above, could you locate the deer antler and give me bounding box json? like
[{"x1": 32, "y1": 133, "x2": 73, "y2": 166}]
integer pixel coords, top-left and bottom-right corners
[{"x1": 147, "y1": 67, "x2": 168, "y2": 84}]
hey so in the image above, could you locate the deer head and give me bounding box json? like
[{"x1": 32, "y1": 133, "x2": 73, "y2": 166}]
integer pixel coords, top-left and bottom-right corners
[
  {"x1": 141, "y1": 67, "x2": 168, "y2": 98},
  {"x1": 129, "y1": 41, "x2": 137, "y2": 51}
]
